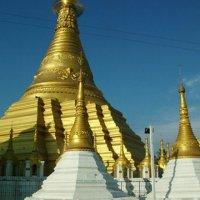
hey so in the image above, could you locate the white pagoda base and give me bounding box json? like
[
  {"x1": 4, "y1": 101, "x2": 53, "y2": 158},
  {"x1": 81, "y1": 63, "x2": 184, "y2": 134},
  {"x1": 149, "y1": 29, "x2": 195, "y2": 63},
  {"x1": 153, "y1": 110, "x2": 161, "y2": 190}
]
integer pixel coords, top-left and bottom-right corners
[
  {"x1": 25, "y1": 151, "x2": 135, "y2": 200},
  {"x1": 147, "y1": 158, "x2": 200, "y2": 200}
]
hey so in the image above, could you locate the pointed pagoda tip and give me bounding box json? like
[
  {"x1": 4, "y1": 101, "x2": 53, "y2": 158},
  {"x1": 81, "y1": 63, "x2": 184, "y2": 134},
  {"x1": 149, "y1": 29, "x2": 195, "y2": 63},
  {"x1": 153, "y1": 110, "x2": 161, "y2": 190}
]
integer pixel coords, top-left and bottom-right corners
[
  {"x1": 179, "y1": 82, "x2": 185, "y2": 93},
  {"x1": 166, "y1": 142, "x2": 171, "y2": 161},
  {"x1": 144, "y1": 136, "x2": 150, "y2": 157},
  {"x1": 160, "y1": 138, "x2": 163, "y2": 145},
  {"x1": 77, "y1": 69, "x2": 84, "y2": 101},
  {"x1": 158, "y1": 138, "x2": 167, "y2": 169},
  {"x1": 139, "y1": 136, "x2": 151, "y2": 169},
  {"x1": 145, "y1": 136, "x2": 149, "y2": 148},
  {"x1": 66, "y1": 69, "x2": 94, "y2": 152},
  {"x1": 170, "y1": 82, "x2": 200, "y2": 160},
  {"x1": 113, "y1": 135, "x2": 130, "y2": 168}
]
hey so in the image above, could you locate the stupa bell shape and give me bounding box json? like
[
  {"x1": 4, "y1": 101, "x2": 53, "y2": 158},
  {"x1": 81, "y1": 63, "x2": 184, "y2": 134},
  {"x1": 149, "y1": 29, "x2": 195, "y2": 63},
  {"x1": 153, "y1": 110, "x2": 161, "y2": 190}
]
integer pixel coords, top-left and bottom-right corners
[
  {"x1": 23, "y1": 0, "x2": 103, "y2": 103},
  {"x1": 171, "y1": 83, "x2": 200, "y2": 159},
  {"x1": 113, "y1": 137, "x2": 132, "y2": 179},
  {"x1": 25, "y1": 73, "x2": 134, "y2": 200},
  {"x1": 65, "y1": 70, "x2": 94, "y2": 152},
  {"x1": 158, "y1": 139, "x2": 167, "y2": 170},
  {"x1": 147, "y1": 83, "x2": 200, "y2": 200},
  {"x1": 0, "y1": 0, "x2": 144, "y2": 175},
  {"x1": 139, "y1": 137, "x2": 151, "y2": 178}
]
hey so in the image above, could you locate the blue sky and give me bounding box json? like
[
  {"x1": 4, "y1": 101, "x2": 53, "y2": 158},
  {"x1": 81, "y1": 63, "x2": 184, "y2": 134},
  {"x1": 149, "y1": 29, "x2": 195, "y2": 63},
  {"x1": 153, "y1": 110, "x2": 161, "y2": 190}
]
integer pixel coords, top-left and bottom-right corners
[{"x1": 0, "y1": 0, "x2": 200, "y2": 151}]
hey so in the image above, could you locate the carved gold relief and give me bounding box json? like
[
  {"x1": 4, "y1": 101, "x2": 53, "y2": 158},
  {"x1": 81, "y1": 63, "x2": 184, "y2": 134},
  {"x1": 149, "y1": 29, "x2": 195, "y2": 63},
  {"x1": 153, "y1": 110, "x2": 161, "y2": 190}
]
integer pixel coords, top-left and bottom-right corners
[
  {"x1": 71, "y1": 71, "x2": 89, "y2": 81},
  {"x1": 36, "y1": 67, "x2": 71, "y2": 81},
  {"x1": 41, "y1": 53, "x2": 76, "y2": 67},
  {"x1": 56, "y1": 5, "x2": 77, "y2": 31},
  {"x1": 72, "y1": 131, "x2": 92, "y2": 137}
]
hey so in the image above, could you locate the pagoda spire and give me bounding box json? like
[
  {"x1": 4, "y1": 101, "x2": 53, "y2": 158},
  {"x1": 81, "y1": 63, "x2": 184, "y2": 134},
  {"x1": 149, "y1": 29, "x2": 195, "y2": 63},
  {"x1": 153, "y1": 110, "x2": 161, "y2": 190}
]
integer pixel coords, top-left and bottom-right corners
[
  {"x1": 158, "y1": 138, "x2": 167, "y2": 169},
  {"x1": 66, "y1": 70, "x2": 94, "y2": 151},
  {"x1": 166, "y1": 142, "x2": 170, "y2": 162},
  {"x1": 138, "y1": 137, "x2": 151, "y2": 178},
  {"x1": 140, "y1": 137, "x2": 151, "y2": 168},
  {"x1": 23, "y1": 0, "x2": 104, "y2": 102},
  {"x1": 144, "y1": 137, "x2": 150, "y2": 159},
  {"x1": 171, "y1": 83, "x2": 200, "y2": 159},
  {"x1": 113, "y1": 136, "x2": 130, "y2": 169}
]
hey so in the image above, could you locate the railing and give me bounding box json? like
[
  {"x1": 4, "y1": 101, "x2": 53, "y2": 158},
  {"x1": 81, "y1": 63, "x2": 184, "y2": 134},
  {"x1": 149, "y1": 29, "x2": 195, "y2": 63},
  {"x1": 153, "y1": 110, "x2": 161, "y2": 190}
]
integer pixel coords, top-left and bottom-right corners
[
  {"x1": 117, "y1": 178, "x2": 159, "y2": 198},
  {"x1": 0, "y1": 177, "x2": 45, "y2": 200},
  {"x1": 0, "y1": 177, "x2": 159, "y2": 200}
]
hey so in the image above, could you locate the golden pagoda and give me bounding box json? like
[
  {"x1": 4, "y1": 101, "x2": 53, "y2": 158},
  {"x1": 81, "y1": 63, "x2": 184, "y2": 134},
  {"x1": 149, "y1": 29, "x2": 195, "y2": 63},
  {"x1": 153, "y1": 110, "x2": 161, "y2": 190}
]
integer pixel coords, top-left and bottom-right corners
[
  {"x1": 139, "y1": 137, "x2": 151, "y2": 177},
  {"x1": 113, "y1": 136, "x2": 132, "y2": 178},
  {"x1": 147, "y1": 82, "x2": 200, "y2": 199},
  {"x1": 66, "y1": 70, "x2": 94, "y2": 152},
  {"x1": 25, "y1": 70, "x2": 132, "y2": 200},
  {"x1": 158, "y1": 138, "x2": 167, "y2": 170},
  {"x1": 171, "y1": 83, "x2": 200, "y2": 159},
  {"x1": 0, "y1": 0, "x2": 144, "y2": 175},
  {"x1": 113, "y1": 138, "x2": 131, "y2": 169}
]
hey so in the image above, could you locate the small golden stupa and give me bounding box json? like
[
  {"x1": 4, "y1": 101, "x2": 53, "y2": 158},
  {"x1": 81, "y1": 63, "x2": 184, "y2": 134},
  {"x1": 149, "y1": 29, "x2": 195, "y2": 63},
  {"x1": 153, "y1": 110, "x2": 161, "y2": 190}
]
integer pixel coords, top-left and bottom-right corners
[
  {"x1": 113, "y1": 136, "x2": 133, "y2": 178},
  {"x1": 0, "y1": 0, "x2": 144, "y2": 175},
  {"x1": 66, "y1": 70, "x2": 94, "y2": 152},
  {"x1": 147, "y1": 82, "x2": 200, "y2": 199},
  {"x1": 138, "y1": 137, "x2": 151, "y2": 177},
  {"x1": 158, "y1": 139, "x2": 167, "y2": 170},
  {"x1": 171, "y1": 83, "x2": 200, "y2": 159}
]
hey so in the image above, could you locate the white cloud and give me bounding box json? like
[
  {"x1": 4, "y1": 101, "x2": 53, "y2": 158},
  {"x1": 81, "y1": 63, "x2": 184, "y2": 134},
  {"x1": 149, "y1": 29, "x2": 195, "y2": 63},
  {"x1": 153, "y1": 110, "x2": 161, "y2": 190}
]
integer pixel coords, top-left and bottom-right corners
[{"x1": 184, "y1": 75, "x2": 200, "y2": 87}]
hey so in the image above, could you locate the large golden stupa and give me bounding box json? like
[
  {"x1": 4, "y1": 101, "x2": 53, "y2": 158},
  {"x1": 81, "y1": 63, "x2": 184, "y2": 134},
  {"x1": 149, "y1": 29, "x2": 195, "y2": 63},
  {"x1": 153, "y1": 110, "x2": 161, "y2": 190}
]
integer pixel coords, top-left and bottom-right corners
[{"x1": 0, "y1": 0, "x2": 144, "y2": 175}]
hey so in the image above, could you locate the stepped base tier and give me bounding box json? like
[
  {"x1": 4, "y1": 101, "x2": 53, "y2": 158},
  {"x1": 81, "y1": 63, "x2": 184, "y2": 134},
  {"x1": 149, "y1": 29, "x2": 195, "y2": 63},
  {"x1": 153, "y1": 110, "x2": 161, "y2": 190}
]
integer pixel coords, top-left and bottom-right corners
[
  {"x1": 0, "y1": 97, "x2": 144, "y2": 174},
  {"x1": 25, "y1": 151, "x2": 135, "y2": 200},
  {"x1": 147, "y1": 158, "x2": 200, "y2": 200}
]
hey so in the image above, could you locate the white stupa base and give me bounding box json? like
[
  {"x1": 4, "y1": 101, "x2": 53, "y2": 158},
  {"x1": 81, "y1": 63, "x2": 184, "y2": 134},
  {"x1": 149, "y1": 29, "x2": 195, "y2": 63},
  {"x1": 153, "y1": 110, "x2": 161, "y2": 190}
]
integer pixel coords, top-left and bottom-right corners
[
  {"x1": 147, "y1": 158, "x2": 200, "y2": 200},
  {"x1": 25, "y1": 151, "x2": 134, "y2": 200}
]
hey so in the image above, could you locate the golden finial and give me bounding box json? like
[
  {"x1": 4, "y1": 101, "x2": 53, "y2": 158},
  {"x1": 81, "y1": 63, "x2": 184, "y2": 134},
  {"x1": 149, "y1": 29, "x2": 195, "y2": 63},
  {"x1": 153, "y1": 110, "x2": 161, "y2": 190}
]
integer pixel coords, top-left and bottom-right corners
[
  {"x1": 158, "y1": 138, "x2": 167, "y2": 169},
  {"x1": 171, "y1": 83, "x2": 200, "y2": 159},
  {"x1": 145, "y1": 137, "x2": 150, "y2": 158},
  {"x1": 166, "y1": 142, "x2": 170, "y2": 162},
  {"x1": 113, "y1": 136, "x2": 130, "y2": 168},
  {"x1": 66, "y1": 70, "x2": 94, "y2": 151}
]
